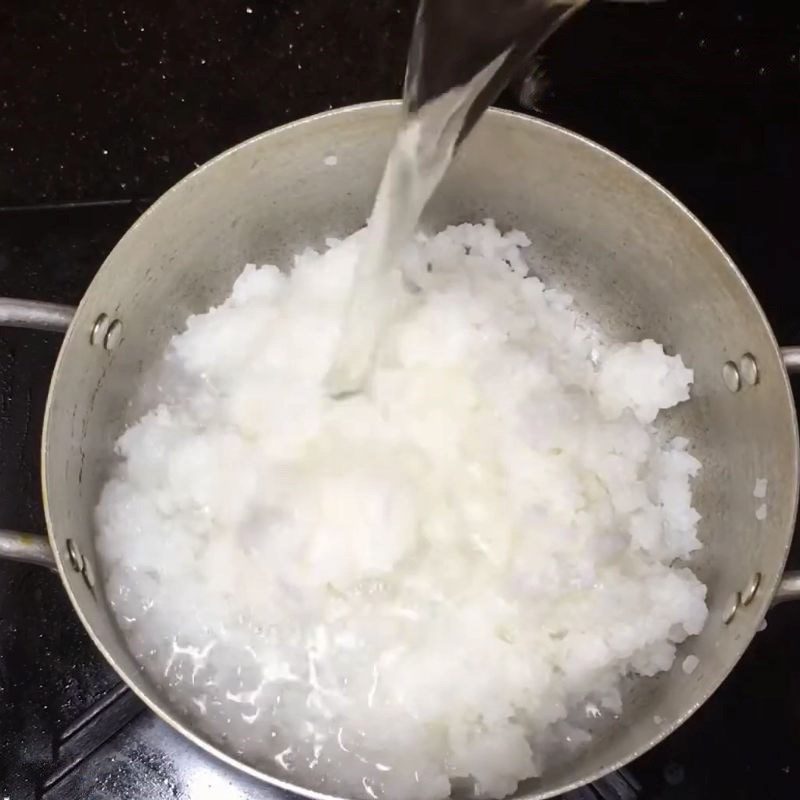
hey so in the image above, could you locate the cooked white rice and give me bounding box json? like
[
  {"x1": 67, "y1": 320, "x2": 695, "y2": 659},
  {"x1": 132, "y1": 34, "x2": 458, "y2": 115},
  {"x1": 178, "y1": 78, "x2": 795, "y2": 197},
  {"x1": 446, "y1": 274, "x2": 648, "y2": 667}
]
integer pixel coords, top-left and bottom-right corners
[
  {"x1": 681, "y1": 655, "x2": 700, "y2": 675},
  {"x1": 96, "y1": 221, "x2": 707, "y2": 800}
]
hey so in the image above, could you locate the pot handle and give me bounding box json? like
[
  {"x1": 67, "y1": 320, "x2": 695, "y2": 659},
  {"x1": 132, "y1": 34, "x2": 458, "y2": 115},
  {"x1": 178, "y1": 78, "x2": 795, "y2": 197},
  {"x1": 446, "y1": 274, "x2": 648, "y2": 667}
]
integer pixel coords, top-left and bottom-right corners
[
  {"x1": 0, "y1": 298, "x2": 74, "y2": 332},
  {"x1": 0, "y1": 530, "x2": 57, "y2": 570},
  {"x1": 773, "y1": 347, "x2": 800, "y2": 604},
  {"x1": 0, "y1": 298, "x2": 74, "y2": 570}
]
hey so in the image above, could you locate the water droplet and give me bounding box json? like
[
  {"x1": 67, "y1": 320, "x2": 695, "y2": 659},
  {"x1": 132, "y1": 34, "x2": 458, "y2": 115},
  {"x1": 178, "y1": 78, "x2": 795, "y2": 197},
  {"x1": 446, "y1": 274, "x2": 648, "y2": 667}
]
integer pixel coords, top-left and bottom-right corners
[{"x1": 664, "y1": 762, "x2": 686, "y2": 786}]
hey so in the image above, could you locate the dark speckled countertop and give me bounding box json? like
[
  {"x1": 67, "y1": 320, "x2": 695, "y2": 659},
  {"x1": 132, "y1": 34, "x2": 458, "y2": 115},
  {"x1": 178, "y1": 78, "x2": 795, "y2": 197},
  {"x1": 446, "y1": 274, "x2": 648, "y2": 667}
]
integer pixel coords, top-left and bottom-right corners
[
  {"x1": 0, "y1": 0, "x2": 412, "y2": 205},
  {"x1": 1, "y1": 1, "x2": 800, "y2": 799}
]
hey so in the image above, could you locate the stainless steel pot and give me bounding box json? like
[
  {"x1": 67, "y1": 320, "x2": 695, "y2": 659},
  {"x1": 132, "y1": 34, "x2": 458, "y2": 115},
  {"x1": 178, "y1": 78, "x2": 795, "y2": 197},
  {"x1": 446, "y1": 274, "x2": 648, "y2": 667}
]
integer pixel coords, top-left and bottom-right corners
[{"x1": 1, "y1": 101, "x2": 799, "y2": 800}]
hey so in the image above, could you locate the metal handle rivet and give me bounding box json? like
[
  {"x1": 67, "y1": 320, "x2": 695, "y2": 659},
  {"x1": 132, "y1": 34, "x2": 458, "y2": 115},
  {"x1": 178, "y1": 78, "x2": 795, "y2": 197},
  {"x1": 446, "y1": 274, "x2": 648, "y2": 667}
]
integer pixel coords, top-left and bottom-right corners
[
  {"x1": 722, "y1": 361, "x2": 741, "y2": 392},
  {"x1": 65, "y1": 538, "x2": 96, "y2": 594},
  {"x1": 741, "y1": 572, "x2": 762, "y2": 606},
  {"x1": 66, "y1": 538, "x2": 84, "y2": 573},
  {"x1": 81, "y1": 556, "x2": 96, "y2": 591},
  {"x1": 90, "y1": 313, "x2": 109, "y2": 345},
  {"x1": 722, "y1": 591, "x2": 741, "y2": 625},
  {"x1": 739, "y1": 353, "x2": 759, "y2": 386},
  {"x1": 104, "y1": 319, "x2": 123, "y2": 351}
]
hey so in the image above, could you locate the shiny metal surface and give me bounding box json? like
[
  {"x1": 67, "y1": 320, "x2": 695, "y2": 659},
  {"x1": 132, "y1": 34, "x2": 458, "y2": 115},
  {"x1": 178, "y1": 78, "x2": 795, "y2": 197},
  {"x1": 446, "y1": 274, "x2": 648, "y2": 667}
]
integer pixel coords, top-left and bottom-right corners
[
  {"x1": 0, "y1": 298, "x2": 74, "y2": 331},
  {"x1": 776, "y1": 348, "x2": 800, "y2": 606},
  {"x1": 90, "y1": 312, "x2": 111, "y2": 345},
  {"x1": 739, "y1": 353, "x2": 760, "y2": 386},
  {"x1": 722, "y1": 592, "x2": 742, "y2": 625},
  {"x1": 782, "y1": 346, "x2": 800, "y2": 374},
  {"x1": 722, "y1": 360, "x2": 742, "y2": 393},
  {"x1": 0, "y1": 530, "x2": 56, "y2": 569},
  {"x1": 741, "y1": 572, "x2": 762, "y2": 606},
  {"x1": 1, "y1": 102, "x2": 799, "y2": 798},
  {"x1": 774, "y1": 574, "x2": 800, "y2": 605},
  {"x1": 0, "y1": 300, "x2": 72, "y2": 570},
  {"x1": 103, "y1": 318, "x2": 124, "y2": 350}
]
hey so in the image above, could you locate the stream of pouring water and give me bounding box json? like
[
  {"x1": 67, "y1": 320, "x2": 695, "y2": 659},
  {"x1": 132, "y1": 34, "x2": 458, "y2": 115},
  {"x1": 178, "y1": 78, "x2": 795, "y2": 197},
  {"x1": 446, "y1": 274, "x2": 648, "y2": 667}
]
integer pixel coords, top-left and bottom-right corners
[
  {"x1": 325, "y1": 51, "x2": 510, "y2": 395},
  {"x1": 326, "y1": 0, "x2": 652, "y2": 395}
]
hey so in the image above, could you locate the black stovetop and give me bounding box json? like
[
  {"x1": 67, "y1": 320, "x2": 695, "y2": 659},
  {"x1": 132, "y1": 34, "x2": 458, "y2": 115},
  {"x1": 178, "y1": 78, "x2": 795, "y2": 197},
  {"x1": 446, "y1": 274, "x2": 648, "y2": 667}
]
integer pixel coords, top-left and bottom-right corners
[{"x1": 2, "y1": 1, "x2": 800, "y2": 798}]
